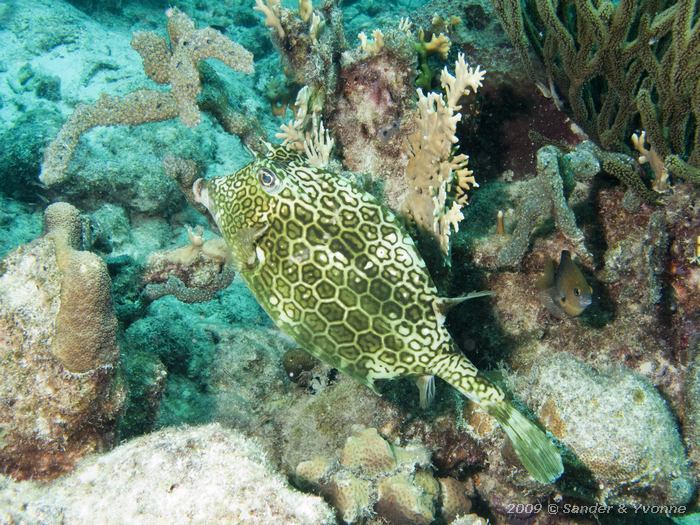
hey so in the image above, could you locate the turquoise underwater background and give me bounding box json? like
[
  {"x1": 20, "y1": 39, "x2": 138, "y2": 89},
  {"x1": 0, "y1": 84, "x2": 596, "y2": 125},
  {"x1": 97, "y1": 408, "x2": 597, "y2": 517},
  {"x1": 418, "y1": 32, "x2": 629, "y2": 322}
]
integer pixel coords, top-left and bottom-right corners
[{"x1": 0, "y1": 0, "x2": 699, "y2": 523}]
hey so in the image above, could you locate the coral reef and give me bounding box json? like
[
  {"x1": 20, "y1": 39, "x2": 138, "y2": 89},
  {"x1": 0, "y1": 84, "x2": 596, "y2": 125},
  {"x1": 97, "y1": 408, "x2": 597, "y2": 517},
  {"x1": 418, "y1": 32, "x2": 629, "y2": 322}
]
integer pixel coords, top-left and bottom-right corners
[
  {"x1": 0, "y1": 424, "x2": 336, "y2": 525},
  {"x1": 254, "y1": 0, "x2": 345, "y2": 99},
  {"x1": 492, "y1": 143, "x2": 593, "y2": 269},
  {"x1": 1, "y1": 0, "x2": 698, "y2": 522},
  {"x1": 492, "y1": 0, "x2": 700, "y2": 181},
  {"x1": 296, "y1": 426, "x2": 472, "y2": 524},
  {"x1": 0, "y1": 203, "x2": 124, "y2": 480},
  {"x1": 141, "y1": 225, "x2": 235, "y2": 303}
]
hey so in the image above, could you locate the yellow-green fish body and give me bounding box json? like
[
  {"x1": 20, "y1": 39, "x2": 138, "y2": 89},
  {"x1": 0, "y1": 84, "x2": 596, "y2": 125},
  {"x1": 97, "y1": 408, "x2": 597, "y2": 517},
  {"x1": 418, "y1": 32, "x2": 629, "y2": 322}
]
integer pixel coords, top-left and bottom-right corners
[
  {"x1": 538, "y1": 250, "x2": 592, "y2": 318},
  {"x1": 194, "y1": 145, "x2": 563, "y2": 483}
]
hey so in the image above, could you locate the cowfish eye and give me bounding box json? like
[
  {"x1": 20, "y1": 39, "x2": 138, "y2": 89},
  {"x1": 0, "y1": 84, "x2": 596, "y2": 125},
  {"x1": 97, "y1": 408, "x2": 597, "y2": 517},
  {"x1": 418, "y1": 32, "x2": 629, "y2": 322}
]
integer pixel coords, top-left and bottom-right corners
[
  {"x1": 259, "y1": 169, "x2": 275, "y2": 187},
  {"x1": 573, "y1": 287, "x2": 581, "y2": 297},
  {"x1": 258, "y1": 168, "x2": 282, "y2": 194}
]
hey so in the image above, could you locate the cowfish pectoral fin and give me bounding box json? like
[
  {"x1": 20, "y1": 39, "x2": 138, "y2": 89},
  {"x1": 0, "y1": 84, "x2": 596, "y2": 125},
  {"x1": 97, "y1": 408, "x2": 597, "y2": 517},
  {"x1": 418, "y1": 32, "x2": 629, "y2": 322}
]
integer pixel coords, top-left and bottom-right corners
[
  {"x1": 486, "y1": 401, "x2": 564, "y2": 484},
  {"x1": 237, "y1": 223, "x2": 270, "y2": 270}
]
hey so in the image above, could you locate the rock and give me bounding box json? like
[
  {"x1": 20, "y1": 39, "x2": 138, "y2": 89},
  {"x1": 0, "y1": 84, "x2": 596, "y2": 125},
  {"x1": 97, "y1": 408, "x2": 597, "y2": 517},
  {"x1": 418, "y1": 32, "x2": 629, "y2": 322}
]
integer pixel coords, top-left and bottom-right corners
[
  {"x1": 0, "y1": 107, "x2": 62, "y2": 200},
  {"x1": 515, "y1": 352, "x2": 695, "y2": 505},
  {"x1": 0, "y1": 424, "x2": 336, "y2": 525},
  {"x1": 0, "y1": 202, "x2": 124, "y2": 480}
]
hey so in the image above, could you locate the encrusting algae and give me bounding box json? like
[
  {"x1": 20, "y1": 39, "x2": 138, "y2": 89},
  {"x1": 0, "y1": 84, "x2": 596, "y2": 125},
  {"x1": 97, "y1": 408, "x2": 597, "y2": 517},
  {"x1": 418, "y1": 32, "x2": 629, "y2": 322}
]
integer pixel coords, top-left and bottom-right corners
[{"x1": 194, "y1": 144, "x2": 564, "y2": 484}]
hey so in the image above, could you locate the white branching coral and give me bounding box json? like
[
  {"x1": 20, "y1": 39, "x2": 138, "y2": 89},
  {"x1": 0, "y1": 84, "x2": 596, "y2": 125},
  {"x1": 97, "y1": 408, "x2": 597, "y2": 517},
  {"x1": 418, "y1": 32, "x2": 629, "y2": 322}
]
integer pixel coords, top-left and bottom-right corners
[
  {"x1": 277, "y1": 86, "x2": 333, "y2": 167},
  {"x1": 254, "y1": 0, "x2": 285, "y2": 38},
  {"x1": 298, "y1": 0, "x2": 312, "y2": 22},
  {"x1": 631, "y1": 130, "x2": 669, "y2": 192},
  {"x1": 398, "y1": 17, "x2": 413, "y2": 33},
  {"x1": 358, "y1": 30, "x2": 385, "y2": 55},
  {"x1": 276, "y1": 86, "x2": 313, "y2": 150},
  {"x1": 309, "y1": 12, "x2": 324, "y2": 43},
  {"x1": 404, "y1": 53, "x2": 485, "y2": 254},
  {"x1": 304, "y1": 115, "x2": 334, "y2": 168}
]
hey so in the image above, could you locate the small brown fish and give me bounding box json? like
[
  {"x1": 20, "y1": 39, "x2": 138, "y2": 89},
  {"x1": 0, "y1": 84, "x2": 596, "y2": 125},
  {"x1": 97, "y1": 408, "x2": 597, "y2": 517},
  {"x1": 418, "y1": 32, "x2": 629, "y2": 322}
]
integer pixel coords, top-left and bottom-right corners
[{"x1": 537, "y1": 250, "x2": 592, "y2": 318}]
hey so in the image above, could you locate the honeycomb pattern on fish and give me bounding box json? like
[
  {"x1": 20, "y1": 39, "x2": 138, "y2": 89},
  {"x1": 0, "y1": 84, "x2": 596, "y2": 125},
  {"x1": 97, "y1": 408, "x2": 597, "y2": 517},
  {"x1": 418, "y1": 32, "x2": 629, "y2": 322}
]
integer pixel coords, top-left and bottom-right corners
[
  {"x1": 200, "y1": 145, "x2": 564, "y2": 484},
  {"x1": 209, "y1": 147, "x2": 476, "y2": 390}
]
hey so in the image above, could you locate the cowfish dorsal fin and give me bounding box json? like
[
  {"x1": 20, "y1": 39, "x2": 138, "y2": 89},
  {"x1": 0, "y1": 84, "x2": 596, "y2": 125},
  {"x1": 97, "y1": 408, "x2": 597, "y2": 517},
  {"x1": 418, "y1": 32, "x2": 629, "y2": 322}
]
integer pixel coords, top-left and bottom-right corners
[{"x1": 433, "y1": 291, "x2": 495, "y2": 324}]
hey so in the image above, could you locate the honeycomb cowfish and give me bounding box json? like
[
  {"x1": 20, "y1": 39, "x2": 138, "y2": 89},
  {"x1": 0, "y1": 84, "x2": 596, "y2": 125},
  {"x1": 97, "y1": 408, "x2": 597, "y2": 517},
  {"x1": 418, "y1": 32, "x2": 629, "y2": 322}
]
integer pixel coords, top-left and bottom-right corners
[
  {"x1": 193, "y1": 145, "x2": 563, "y2": 484},
  {"x1": 538, "y1": 250, "x2": 592, "y2": 318}
]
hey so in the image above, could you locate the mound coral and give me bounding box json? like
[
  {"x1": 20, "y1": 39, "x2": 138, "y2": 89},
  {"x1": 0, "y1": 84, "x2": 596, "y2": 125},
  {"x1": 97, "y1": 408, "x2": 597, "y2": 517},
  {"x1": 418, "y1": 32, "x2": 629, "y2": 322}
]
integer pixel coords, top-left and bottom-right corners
[
  {"x1": 296, "y1": 426, "x2": 472, "y2": 524},
  {"x1": 0, "y1": 203, "x2": 124, "y2": 480}
]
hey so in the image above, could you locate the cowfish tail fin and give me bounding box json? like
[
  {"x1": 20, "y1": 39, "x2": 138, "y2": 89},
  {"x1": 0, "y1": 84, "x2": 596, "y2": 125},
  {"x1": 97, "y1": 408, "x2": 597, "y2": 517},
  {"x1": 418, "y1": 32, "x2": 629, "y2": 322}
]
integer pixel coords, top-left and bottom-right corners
[{"x1": 486, "y1": 401, "x2": 564, "y2": 484}]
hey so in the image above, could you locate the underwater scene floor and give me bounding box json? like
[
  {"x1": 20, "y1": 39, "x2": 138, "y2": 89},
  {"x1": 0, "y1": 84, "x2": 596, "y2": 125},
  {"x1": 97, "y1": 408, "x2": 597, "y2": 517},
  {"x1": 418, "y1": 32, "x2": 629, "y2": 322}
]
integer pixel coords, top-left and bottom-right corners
[{"x1": 0, "y1": 0, "x2": 699, "y2": 523}]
